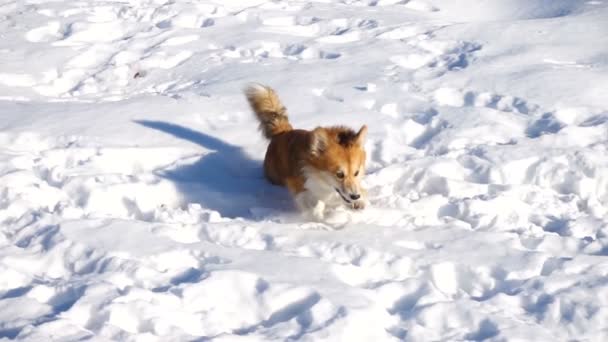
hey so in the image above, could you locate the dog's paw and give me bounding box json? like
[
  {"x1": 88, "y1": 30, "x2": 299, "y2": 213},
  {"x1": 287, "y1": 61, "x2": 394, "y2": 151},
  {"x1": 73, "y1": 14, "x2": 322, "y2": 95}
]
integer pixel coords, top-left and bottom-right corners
[
  {"x1": 351, "y1": 200, "x2": 366, "y2": 210},
  {"x1": 312, "y1": 202, "x2": 326, "y2": 220}
]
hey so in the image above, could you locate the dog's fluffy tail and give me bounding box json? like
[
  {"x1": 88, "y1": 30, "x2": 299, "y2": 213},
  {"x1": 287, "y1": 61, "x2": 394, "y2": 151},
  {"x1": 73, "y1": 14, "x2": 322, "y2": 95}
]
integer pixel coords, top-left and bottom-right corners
[{"x1": 244, "y1": 83, "x2": 293, "y2": 139}]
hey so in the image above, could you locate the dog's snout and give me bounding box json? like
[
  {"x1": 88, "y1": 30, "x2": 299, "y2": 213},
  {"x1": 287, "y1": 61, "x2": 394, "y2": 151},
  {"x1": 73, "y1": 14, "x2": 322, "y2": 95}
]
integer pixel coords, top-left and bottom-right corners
[{"x1": 349, "y1": 194, "x2": 360, "y2": 200}]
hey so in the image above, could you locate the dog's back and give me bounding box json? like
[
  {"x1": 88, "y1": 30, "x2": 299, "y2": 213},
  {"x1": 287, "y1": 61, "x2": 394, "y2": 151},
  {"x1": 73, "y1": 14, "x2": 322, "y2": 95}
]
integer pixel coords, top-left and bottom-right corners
[{"x1": 262, "y1": 129, "x2": 312, "y2": 186}]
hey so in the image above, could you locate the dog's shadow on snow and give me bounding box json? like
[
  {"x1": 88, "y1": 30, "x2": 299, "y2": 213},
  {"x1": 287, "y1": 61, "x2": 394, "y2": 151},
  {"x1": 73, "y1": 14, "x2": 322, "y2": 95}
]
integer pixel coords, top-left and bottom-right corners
[{"x1": 135, "y1": 120, "x2": 291, "y2": 219}]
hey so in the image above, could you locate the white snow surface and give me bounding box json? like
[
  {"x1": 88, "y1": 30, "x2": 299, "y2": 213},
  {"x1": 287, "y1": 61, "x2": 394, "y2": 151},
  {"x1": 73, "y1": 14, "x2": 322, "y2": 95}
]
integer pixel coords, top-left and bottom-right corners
[{"x1": 1, "y1": 0, "x2": 608, "y2": 341}]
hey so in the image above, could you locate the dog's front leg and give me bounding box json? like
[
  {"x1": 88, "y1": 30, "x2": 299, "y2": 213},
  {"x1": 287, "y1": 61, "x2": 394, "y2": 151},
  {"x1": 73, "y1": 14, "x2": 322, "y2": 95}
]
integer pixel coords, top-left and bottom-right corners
[
  {"x1": 294, "y1": 190, "x2": 326, "y2": 220},
  {"x1": 310, "y1": 199, "x2": 326, "y2": 220}
]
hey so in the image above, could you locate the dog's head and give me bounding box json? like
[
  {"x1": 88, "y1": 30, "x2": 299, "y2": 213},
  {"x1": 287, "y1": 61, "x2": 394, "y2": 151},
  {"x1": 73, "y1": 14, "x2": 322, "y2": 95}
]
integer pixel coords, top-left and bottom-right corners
[{"x1": 309, "y1": 125, "x2": 368, "y2": 204}]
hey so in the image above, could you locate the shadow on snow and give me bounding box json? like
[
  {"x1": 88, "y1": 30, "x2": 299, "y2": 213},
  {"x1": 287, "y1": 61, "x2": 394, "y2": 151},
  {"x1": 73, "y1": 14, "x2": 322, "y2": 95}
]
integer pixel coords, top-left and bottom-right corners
[{"x1": 135, "y1": 120, "x2": 291, "y2": 219}]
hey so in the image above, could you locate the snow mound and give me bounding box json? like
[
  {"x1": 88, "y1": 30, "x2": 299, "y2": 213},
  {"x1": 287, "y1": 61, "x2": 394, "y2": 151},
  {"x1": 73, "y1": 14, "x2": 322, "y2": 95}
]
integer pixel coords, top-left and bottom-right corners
[{"x1": 429, "y1": 0, "x2": 596, "y2": 21}]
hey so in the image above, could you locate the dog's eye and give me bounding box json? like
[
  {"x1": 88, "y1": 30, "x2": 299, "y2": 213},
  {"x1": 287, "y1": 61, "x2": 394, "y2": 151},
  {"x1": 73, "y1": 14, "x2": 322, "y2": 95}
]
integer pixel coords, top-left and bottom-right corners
[
  {"x1": 354, "y1": 170, "x2": 359, "y2": 177},
  {"x1": 336, "y1": 171, "x2": 345, "y2": 179}
]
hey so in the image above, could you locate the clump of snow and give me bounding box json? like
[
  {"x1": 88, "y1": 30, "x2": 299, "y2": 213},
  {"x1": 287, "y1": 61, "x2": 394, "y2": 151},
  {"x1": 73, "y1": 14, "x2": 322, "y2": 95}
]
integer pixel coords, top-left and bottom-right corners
[{"x1": 1, "y1": 0, "x2": 608, "y2": 341}]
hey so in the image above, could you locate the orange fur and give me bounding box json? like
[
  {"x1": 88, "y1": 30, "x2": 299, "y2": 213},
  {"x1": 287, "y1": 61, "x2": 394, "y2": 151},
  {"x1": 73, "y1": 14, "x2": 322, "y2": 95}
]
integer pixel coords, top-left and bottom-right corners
[
  {"x1": 244, "y1": 84, "x2": 292, "y2": 139},
  {"x1": 244, "y1": 83, "x2": 368, "y2": 219}
]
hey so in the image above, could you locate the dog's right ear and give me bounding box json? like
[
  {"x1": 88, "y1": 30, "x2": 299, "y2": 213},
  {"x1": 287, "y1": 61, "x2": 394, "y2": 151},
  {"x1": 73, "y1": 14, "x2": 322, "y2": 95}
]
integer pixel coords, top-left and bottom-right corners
[
  {"x1": 311, "y1": 127, "x2": 328, "y2": 157},
  {"x1": 355, "y1": 125, "x2": 368, "y2": 146}
]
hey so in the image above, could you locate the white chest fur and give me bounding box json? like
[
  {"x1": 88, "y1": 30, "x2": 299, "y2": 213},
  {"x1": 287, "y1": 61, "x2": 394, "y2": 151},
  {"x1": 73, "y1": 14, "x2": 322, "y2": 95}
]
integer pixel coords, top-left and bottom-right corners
[{"x1": 301, "y1": 167, "x2": 343, "y2": 207}]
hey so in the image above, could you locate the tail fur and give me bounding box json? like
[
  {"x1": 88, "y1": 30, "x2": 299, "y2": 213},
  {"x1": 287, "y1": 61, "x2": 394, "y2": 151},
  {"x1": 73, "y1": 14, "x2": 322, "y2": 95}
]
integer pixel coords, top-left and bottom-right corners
[{"x1": 244, "y1": 83, "x2": 293, "y2": 139}]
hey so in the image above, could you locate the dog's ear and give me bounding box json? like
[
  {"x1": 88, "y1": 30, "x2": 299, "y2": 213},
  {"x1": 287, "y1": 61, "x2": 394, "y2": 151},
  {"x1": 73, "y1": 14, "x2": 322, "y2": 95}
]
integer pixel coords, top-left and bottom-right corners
[
  {"x1": 355, "y1": 125, "x2": 368, "y2": 146},
  {"x1": 311, "y1": 127, "x2": 328, "y2": 156}
]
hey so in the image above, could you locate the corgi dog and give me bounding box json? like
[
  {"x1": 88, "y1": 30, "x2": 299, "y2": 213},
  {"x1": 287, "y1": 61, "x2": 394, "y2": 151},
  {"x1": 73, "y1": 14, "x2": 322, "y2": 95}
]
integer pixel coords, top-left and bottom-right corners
[{"x1": 244, "y1": 83, "x2": 368, "y2": 220}]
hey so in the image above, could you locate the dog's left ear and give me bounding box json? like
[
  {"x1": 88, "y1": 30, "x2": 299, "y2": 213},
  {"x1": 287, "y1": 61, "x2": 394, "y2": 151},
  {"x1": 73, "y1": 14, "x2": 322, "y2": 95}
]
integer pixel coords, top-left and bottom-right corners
[
  {"x1": 311, "y1": 127, "x2": 328, "y2": 157},
  {"x1": 355, "y1": 125, "x2": 368, "y2": 146}
]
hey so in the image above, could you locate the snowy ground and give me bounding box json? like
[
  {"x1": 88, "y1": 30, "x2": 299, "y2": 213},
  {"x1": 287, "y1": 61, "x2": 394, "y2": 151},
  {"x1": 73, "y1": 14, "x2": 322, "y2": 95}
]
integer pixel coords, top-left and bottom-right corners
[{"x1": 1, "y1": 0, "x2": 608, "y2": 340}]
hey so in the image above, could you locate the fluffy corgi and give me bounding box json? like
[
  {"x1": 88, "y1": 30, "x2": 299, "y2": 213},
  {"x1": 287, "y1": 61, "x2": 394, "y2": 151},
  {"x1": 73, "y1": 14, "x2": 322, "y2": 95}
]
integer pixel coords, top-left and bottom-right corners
[{"x1": 244, "y1": 83, "x2": 368, "y2": 220}]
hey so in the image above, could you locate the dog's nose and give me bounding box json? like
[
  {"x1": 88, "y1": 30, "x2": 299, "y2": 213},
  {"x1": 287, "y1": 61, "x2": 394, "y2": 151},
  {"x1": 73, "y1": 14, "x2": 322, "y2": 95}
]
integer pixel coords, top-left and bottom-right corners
[{"x1": 349, "y1": 194, "x2": 360, "y2": 200}]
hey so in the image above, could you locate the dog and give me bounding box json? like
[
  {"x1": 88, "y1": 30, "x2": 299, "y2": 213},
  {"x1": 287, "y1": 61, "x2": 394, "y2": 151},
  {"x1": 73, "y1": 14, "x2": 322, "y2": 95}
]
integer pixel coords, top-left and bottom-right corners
[{"x1": 244, "y1": 83, "x2": 368, "y2": 220}]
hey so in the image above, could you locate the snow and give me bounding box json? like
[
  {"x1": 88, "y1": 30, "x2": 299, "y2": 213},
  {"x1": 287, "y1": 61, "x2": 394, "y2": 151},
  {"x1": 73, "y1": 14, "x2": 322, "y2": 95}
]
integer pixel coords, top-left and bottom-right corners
[{"x1": 1, "y1": 0, "x2": 608, "y2": 340}]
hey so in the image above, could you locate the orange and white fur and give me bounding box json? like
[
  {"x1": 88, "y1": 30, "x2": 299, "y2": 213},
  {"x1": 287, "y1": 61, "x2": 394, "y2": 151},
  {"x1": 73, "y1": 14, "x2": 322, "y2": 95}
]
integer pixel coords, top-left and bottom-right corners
[{"x1": 244, "y1": 83, "x2": 368, "y2": 220}]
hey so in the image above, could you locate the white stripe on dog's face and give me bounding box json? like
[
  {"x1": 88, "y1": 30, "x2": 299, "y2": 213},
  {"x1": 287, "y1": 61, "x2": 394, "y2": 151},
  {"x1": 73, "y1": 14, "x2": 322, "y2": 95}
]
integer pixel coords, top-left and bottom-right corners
[{"x1": 332, "y1": 151, "x2": 365, "y2": 203}]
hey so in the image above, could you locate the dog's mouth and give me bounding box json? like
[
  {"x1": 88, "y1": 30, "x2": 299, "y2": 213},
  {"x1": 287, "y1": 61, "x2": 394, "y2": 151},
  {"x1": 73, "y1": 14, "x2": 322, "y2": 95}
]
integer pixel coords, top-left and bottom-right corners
[{"x1": 334, "y1": 188, "x2": 351, "y2": 204}]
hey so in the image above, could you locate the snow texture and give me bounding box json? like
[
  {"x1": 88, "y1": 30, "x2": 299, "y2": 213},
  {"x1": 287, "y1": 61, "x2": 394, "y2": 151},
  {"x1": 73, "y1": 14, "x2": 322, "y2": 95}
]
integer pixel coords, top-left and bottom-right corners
[{"x1": 1, "y1": 0, "x2": 608, "y2": 341}]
